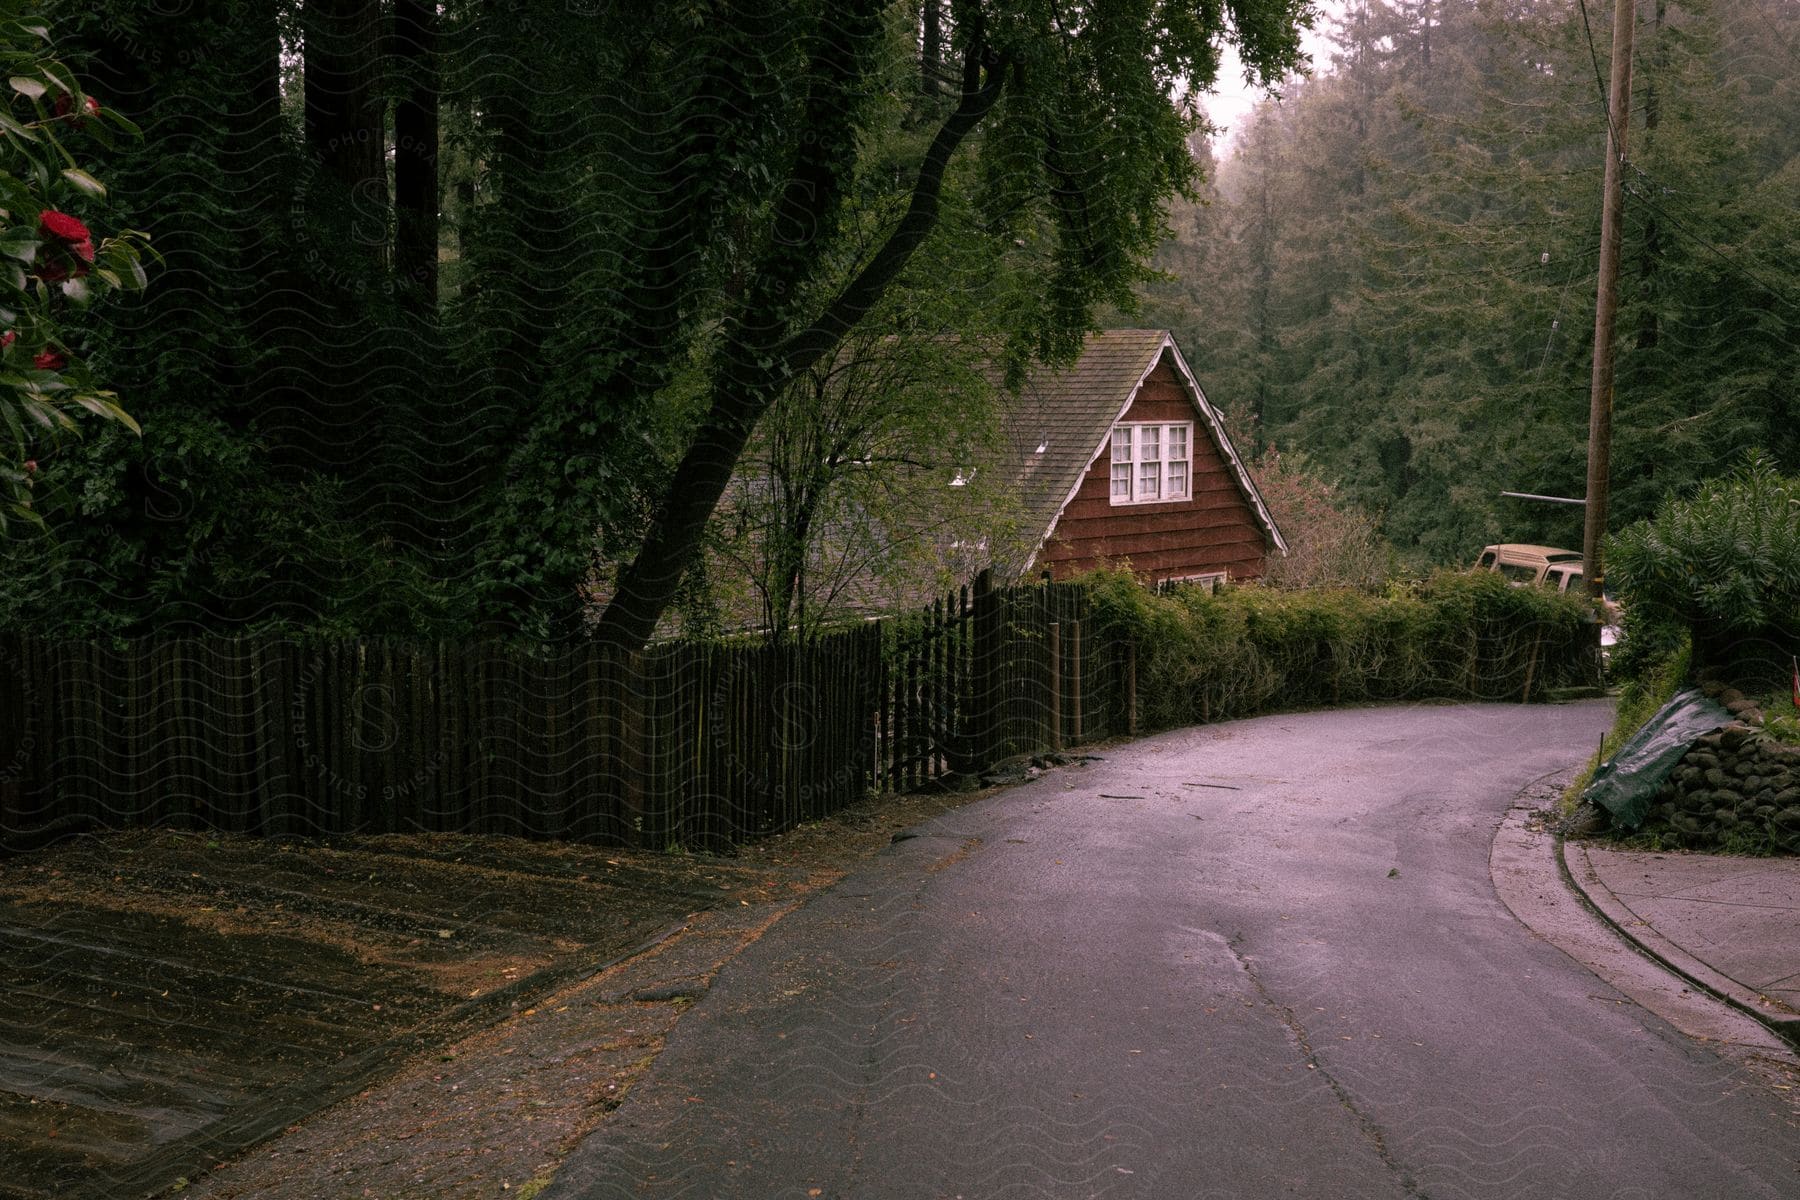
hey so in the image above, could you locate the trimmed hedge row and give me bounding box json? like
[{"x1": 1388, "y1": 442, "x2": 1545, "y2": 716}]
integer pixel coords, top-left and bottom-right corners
[{"x1": 1080, "y1": 569, "x2": 1599, "y2": 731}]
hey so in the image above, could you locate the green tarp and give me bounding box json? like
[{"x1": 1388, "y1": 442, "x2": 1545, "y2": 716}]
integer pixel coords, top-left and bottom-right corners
[{"x1": 1582, "y1": 687, "x2": 1735, "y2": 829}]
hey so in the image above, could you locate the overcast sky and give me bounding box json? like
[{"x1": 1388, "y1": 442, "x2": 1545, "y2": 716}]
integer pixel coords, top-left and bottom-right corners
[{"x1": 1197, "y1": 7, "x2": 1344, "y2": 149}]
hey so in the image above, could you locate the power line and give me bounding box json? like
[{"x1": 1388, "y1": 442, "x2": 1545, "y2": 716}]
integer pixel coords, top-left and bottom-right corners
[
  {"x1": 1538, "y1": 242, "x2": 1591, "y2": 376},
  {"x1": 1575, "y1": 0, "x2": 1627, "y2": 150},
  {"x1": 1622, "y1": 169, "x2": 1800, "y2": 317}
]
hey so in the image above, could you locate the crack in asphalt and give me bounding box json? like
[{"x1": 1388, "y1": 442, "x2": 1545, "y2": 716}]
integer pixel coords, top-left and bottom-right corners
[{"x1": 1227, "y1": 932, "x2": 1432, "y2": 1199}]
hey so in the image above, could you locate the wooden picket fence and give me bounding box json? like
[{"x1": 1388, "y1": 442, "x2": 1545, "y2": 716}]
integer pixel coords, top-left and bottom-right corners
[{"x1": 0, "y1": 577, "x2": 1129, "y2": 851}]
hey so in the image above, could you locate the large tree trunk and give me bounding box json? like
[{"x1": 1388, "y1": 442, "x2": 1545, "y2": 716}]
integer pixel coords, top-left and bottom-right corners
[
  {"x1": 392, "y1": 0, "x2": 439, "y2": 308},
  {"x1": 921, "y1": 0, "x2": 942, "y2": 94},
  {"x1": 304, "y1": 0, "x2": 388, "y2": 256}
]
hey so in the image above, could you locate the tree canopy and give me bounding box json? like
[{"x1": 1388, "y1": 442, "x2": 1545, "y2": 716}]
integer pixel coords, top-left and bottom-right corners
[{"x1": 4, "y1": 0, "x2": 1314, "y2": 645}]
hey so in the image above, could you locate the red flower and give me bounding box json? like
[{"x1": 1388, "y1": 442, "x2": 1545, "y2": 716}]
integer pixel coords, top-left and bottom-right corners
[
  {"x1": 38, "y1": 210, "x2": 91, "y2": 244},
  {"x1": 1, "y1": 332, "x2": 13, "y2": 350},
  {"x1": 52, "y1": 93, "x2": 100, "y2": 122},
  {"x1": 71, "y1": 238, "x2": 95, "y2": 264},
  {"x1": 33, "y1": 349, "x2": 66, "y2": 371},
  {"x1": 35, "y1": 259, "x2": 69, "y2": 283},
  {"x1": 23, "y1": 460, "x2": 37, "y2": 474}
]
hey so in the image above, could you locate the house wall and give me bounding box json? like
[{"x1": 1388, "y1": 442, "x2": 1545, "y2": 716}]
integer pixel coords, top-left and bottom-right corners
[{"x1": 1035, "y1": 353, "x2": 1268, "y2": 584}]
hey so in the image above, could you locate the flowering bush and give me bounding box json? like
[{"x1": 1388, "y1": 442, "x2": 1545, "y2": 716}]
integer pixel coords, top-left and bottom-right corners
[{"x1": 1, "y1": 6, "x2": 154, "y2": 533}]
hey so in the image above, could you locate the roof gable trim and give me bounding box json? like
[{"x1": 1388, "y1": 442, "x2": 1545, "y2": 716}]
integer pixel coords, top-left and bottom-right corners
[
  {"x1": 1161, "y1": 336, "x2": 1288, "y2": 556},
  {"x1": 1026, "y1": 332, "x2": 1287, "y2": 569}
]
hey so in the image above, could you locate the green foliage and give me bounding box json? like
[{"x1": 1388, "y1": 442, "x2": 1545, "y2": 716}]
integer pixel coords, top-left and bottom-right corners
[
  {"x1": 1605, "y1": 599, "x2": 1692, "y2": 692},
  {"x1": 0, "y1": 413, "x2": 464, "y2": 638},
  {"x1": 1609, "y1": 453, "x2": 1800, "y2": 634},
  {"x1": 713, "y1": 327, "x2": 1016, "y2": 639},
  {"x1": 7, "y1": 2, "x2": 1318, "y2": 642},
  {"x1": 3, "y1": 0, "x2": 472, "y2": 637},
  {"x1": 1147, "y1": 0, "x2": 1800, "y2": 569},
  {"x1": 0, "y1": 4, "x2": 153, "y2": 533},
  {"x1": 1081, "y1": 564, "x2": 1594, "y2": 730},
  {"x1": 1761, "y1": 707, "x2": 1800, "y2": 748},
  {"x1": 479, "y1": 0, "x2": 1317, "y2": 644}
]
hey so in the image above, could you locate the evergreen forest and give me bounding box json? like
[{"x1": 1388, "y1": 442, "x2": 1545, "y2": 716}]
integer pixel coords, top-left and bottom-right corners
[{"x1": 1143, "y1": 0, "x2": 1800, "y2": 568}]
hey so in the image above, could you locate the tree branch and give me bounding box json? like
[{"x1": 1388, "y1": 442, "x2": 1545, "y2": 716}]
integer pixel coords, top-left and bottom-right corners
[
  {"x1": 592, "y1": 28, "x2": 1010, "y2": 650},
  {"x1": 774, "y1": 37, "x2": 1008, "y2": 381}
]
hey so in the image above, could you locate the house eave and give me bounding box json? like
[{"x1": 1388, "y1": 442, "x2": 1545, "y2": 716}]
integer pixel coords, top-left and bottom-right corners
[
  {"x1": 1159, "y1": 334, "x2": 1289, "y2": 556},
  {"x1": 1021, "y1": 331, "x2": 1288, "y2": 574}
]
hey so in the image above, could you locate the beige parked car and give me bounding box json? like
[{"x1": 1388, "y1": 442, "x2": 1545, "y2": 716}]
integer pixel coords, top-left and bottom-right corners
[
  {"x1": 1476, "y1": 544, "x2": 1620, "y2": 648},
  {"x1": 1473, "y1": 543, "x2": 1584, "y2": 585}
]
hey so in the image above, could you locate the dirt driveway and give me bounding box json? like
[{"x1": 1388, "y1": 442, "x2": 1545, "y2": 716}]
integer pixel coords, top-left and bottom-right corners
[{"x1": 0, "y1": 787, "x2": 997, "y2": 1200}]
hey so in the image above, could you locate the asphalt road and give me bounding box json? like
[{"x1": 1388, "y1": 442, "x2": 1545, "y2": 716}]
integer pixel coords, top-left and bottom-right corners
[{"x1": 547, "y1": 700, "x2": 1799, "y2": 1199}]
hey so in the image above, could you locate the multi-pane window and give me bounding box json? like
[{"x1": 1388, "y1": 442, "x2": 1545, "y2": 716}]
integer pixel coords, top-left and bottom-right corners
[
  {"x1": 1109, "y1": 421, "x2": 1192, "y2": 504},
  {"x1": 1138, "y1": 426, "x2": 1160, "y2": 500},
  {"x1": 1166, "y1": 425, "x2": 1189, "y2": 498}
]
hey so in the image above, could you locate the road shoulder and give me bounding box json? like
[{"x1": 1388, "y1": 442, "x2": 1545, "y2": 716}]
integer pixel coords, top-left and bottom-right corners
[{"x1": 1490, "y1": 771, "x2": 1796, "y2": 1062}]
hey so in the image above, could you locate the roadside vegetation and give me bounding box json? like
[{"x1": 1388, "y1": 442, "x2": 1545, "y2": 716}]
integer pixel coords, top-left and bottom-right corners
[
  {"x1": 1081, "y1": 566, "x2": 1594, "y2": 731},
  {"x1": 1560, "y1": 457, "x2": 1800, "y2": 850}
]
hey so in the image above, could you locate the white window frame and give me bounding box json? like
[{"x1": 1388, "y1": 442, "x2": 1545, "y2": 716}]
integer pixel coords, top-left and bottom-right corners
[
  {"x1": 1161, "y1": 571, "x2": 1226, "y2": 593},
  {"x1": 1109, "y1": 421, "x2": 1192, "y2": 505}
]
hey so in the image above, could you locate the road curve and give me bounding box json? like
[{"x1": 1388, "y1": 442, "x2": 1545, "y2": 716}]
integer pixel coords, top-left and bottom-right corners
[{"x1": 548, "y1": 700, "x2": 1799, "y2": 1199}]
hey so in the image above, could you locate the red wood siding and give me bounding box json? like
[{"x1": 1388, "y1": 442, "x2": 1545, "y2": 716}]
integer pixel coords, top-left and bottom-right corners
[{"x1": 1035, "y1": 354, "x2": 1267, "y2": 584}]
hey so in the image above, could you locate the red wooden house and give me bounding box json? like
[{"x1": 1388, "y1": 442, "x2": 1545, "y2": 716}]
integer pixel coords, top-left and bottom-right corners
[
  {"x1": 990, "y1": 329, "x2": 1285, "y2": 586},
  {"x1": 678, "y1": 329, "x2": 1283, "y2": 635}
]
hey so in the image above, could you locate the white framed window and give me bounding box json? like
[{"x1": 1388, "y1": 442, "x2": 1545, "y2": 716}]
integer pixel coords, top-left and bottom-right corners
[
  {"x1": 1109, "y1": 421, "x2": 1192, "y2": 504},
  {"x1": 1110, "y1": 427, "x2": 1132, "y2": 498},
  {"x1": 1158, "y1": 570, "x2": 1226, "y2": 594}
]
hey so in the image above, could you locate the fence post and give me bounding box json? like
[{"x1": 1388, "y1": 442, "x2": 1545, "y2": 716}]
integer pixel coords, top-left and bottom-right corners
[
  {"x1": 970, "y1": 568, "x2": 1001, "y2": 769},
  {"x1": 1047, "y1": 621, "x2": 1062, "y2": 752},
  {"x1": 0, "y1": 636, "x2": 23, "y2": 837},
  {"x1": 1069, "y1": 619, "x2": 1083, "y2": 744},
  {"x1": 613, "y1": 646, "x2": 647, "y2": 847},
  {"x1": 1126, "y1": 641, "x2": 1138, "y2": 737},
  {"x1": 1521, "y1": 629, "x2": 1544, "y2": 704}
]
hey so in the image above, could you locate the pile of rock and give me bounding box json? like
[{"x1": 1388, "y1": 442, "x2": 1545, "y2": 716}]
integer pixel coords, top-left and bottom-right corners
[{"x1": 1642, "y1": 682, "x2": 1800, "y2": 851}]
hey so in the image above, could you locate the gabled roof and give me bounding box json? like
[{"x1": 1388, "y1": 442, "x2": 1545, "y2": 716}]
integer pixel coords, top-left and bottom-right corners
[
  {"x1": 993, "y1": 329, "x2": 1286, "y2": 572},
  {"x1": 681, "y1": 329, "x2": 1284, "y2": 635}
]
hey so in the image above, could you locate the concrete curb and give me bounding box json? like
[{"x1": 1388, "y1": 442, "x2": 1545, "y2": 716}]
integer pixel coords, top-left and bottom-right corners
[{"x1": 1555, "y1": 836, "x2": 1800, "y2": 1051}]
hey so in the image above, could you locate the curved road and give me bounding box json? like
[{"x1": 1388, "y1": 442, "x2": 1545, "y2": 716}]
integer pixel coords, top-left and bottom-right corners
[{"x1": 548, "y1": 701, "x2": 1798, "y2": 1198}]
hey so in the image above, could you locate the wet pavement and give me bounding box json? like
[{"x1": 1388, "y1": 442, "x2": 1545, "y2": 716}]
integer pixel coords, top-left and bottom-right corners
[
  {"x1": 9, "y1": 706, "x2": 1799, "y2": 1200},
  {"x1": 545, "y1": 700, "x2": 1800, "y2": 1199}
]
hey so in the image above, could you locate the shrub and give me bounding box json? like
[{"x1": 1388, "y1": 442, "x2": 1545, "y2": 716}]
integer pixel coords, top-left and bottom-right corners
[
  {"x1": 1250, "y1": 447, "x2": 1396, "y2": 590},
  {"x1": 1080, "y1": 566, "x2": 1593, "y2": 731},
  {"x1": 2, "y1": 8, "x2": 155, "y2": 532},
  {"x1": 1609, "y1": 453, "x2": 1800, "y2": 636}
]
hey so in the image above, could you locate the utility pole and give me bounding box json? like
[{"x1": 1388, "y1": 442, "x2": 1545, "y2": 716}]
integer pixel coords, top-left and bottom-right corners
[{"x1": 1582, "y1": 0, "x2": 1637, "y2": 600}]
